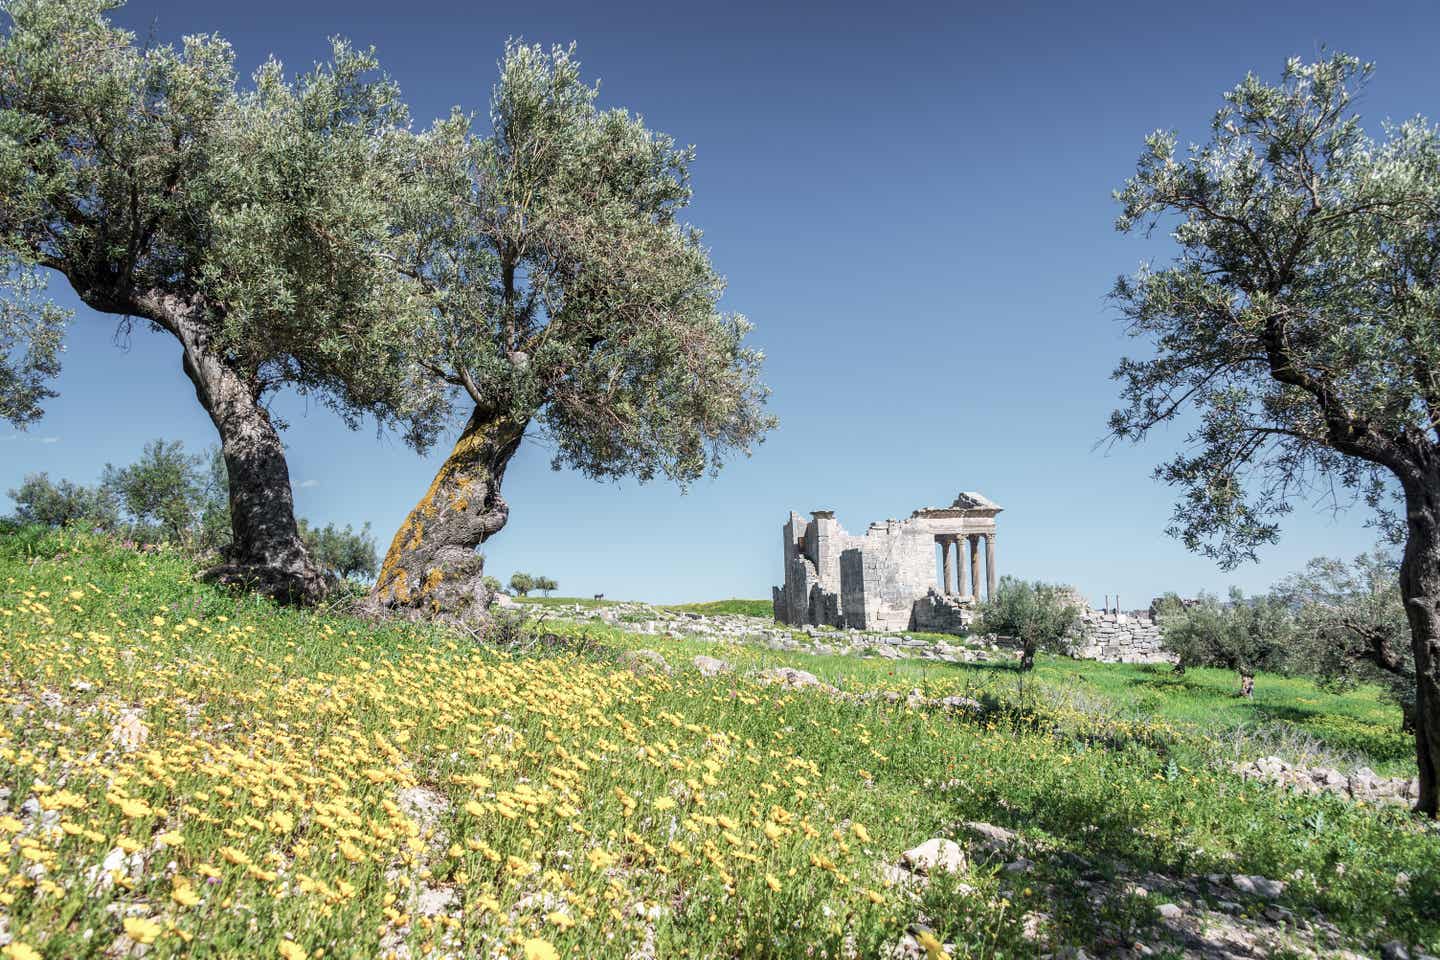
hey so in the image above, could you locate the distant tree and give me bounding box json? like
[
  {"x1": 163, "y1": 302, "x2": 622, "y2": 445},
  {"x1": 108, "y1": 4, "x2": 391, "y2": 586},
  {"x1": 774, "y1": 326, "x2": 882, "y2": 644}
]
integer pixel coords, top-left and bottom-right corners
[
  {"x1": 195, "y1": 447, "x2": 232, "y2": 555},
  {"x1": 1158, "y1": 590, "x2": 1293, "y2": 697},
  {"x1": 975, "y1": 577, "x2": 1081, "y2": 672},
  {"x1": 533, "y1": 575, "x2": 558, "y2": 597},
  {"x1": 7, "y1": 473, "x2": 117, "y2": 530},
  {"x1": 299, "y1": 520, "x2": 378, "y2": 583},
  {"x1": 481, "y1": 575, "x2": 502, "y2": 598},
  {"x1": 1274, "y1": 548, "x2": 1415, "y2": 728},
  {"x1": 370, "y1": 43, "x2": 773, "y2": 621},
  {"x1": 1108, "y1": 52, "x2": 1440, "y2": 813},
  {"x1": 0, "y1": 0, "x2": 446, "y2": 602},
  {"x1": 508, "y1": 573, "x2": 535, "y2": 598},
  {"x1": 101, "y1": 440, "x2": 203, "y2": 546}
]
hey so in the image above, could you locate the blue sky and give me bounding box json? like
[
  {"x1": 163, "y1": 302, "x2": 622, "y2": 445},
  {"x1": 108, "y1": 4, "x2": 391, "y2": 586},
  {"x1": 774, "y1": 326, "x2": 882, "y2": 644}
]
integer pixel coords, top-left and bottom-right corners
[{"x1": 5, "y1": 0, "x2": 1438, "y2": 604}]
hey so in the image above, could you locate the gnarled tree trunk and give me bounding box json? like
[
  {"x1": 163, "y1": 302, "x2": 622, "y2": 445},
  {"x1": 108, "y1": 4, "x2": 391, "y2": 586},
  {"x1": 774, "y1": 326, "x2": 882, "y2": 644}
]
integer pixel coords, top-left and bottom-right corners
[
  {"x1": 370, "y1": 404, "x2": 526, "y2": 621},
  {"x1": 137, "y1": 291, "x2": 326, "y2": 605},
  {"x1": 1398, "y1": 473, "x2": 1440, "y2": 818}
]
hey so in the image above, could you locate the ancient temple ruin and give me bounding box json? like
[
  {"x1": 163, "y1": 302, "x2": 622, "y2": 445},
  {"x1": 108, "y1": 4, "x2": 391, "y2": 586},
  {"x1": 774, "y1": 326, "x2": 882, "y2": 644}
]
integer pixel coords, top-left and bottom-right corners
[{"x1": 773, "y1": 493, "x2": 1001, "y2": 634}]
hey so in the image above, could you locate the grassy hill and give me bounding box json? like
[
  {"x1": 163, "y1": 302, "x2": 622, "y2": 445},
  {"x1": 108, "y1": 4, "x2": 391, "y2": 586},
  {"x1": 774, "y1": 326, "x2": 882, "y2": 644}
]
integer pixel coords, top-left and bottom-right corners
[{"x1": 0, "y1": 531, "x2": 1436, "y2": 958}]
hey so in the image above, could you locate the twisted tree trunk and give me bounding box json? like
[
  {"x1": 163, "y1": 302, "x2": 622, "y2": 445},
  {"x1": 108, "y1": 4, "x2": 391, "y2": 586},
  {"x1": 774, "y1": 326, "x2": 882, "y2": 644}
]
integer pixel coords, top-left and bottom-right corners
[
  {"x1": 370, "y1": 404, "x2": 527, "y2": 621},
  {"x1": 1398, "y1": 474, "x2": 1440, "y2": 818},
  {"x1": 137, "y1": 291, "x2": 326, "y2": 605}
]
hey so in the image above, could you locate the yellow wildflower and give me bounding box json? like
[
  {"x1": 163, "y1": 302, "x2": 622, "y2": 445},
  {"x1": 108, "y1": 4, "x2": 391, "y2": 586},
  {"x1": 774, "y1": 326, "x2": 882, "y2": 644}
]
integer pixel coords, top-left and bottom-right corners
[
  {"x1": 123, "y1": 916, "x2": 163, "y2": 945},
  {"x1": 523, "y1": 939, "x2": 558, "y2": 960}
]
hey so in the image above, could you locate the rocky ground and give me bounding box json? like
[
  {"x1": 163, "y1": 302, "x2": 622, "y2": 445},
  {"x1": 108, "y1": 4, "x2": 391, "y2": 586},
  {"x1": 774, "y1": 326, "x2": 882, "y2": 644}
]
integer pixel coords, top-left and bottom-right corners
[
  {"x1": 883, "y1": 814, "x2": 1435, "y2": 960},
  {"x1": 522, "y1": 599, "x2": 1012, "y2": 663}
]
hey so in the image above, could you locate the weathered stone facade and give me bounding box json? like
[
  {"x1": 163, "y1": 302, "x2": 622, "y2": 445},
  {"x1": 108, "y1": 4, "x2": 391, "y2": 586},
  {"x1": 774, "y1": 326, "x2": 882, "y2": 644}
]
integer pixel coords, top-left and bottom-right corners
[{"x1": 773, "y1": 493, "x2": 1001, "y2": 633}]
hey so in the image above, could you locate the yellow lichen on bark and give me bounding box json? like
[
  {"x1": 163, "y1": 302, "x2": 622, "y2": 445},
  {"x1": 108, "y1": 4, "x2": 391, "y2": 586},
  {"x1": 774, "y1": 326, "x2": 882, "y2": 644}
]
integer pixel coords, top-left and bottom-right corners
[{"x1": 370, "y1": 407, "x2": 527, "y2": 612}]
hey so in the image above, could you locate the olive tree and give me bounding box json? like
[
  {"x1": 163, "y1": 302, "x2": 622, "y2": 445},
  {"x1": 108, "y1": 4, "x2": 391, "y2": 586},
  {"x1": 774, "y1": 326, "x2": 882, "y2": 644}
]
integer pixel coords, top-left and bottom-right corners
[
  {"x1": 975, "y1": 577, "x2": 1080, "y2": 671},
  {"x1": 7, "y1": 472, "x2": 117, "y2": 530},
  {"x1": 1157, "y1": 589, "x2": 1293, "y2": 697},
  {"x1": 1110, "y1": 53, "x2": 1440, "y2": 813},
  {"x1": 0, "y1": 0, "x2": 443, "y2": 602},
  {"x1": 298, "y1": 520, "x2": 379, "y2": 584},
  {"x1": 101, "y1": 439, "x2": 204, "y2": 546},
  {"x1": 1274, "y1": 548, "x2": 1415, "y2": 727},
  {"x1": 370, "y1": 44, "x2": 772, "y2": 619}
]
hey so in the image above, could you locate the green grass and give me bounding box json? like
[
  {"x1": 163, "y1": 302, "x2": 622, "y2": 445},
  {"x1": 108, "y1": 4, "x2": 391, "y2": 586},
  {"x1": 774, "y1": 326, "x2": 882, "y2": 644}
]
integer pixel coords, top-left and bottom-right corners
[
  {"x1": 511, "y1": 594, "x2": 614, "y2": 608},
  {"x1": 542, "y1": 617, "x2": 1413, "y2": 776},
  {"x1": 664, "y1": 598, "x2": 775, "y2": 618},
  {"x1": 0, "y1": 530, "x2": 1436, "y2": 959}
]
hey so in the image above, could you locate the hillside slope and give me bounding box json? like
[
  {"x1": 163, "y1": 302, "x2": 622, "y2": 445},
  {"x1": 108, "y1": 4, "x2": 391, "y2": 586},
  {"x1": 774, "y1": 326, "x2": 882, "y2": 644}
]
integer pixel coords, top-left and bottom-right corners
[{"x1": 0, "y1": 532, "x2": 1436, "y2": 958}]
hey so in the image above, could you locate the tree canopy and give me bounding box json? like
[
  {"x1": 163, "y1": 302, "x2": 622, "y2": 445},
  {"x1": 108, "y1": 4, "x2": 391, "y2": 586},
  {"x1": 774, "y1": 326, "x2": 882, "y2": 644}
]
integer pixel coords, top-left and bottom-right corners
[
  {"x1": 370, "y1": 43, "x2": 772, "y2": 618},
  {"x1": 394, "y1": 42, "x2": 771, "y2": 484},
  {"x1": 1110, "y1": 51, "x2": 1440, "y2": 813},
  {"x1": 1274, "y1": 548, "x2": 1415, "y2": 723},
  {"x1": 1110, "y1": 54, "x2": 1440, "y2": 563},
  {"x1": 0, "y1": 0, "x2": 448, "y2": 600}
]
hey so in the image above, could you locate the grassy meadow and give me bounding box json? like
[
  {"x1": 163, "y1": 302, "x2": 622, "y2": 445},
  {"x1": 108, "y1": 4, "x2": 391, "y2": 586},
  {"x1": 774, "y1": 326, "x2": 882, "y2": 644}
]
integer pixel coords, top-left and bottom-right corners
[{"x1": 0, "y1": 531, "x2": 1436, "y2": 958}]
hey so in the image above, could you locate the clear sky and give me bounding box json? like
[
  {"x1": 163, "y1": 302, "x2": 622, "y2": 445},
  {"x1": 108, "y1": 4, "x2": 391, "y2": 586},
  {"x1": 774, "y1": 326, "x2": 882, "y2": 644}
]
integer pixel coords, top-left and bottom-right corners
[{"x1": 5, "y1": 0, "x2": 1438, "y2": 605}]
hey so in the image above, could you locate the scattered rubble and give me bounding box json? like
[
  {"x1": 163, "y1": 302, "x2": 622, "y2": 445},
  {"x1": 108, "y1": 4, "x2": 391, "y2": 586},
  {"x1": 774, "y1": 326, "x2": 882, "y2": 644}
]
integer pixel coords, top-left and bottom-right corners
[{"x1": 1233, "y1": 755, "x2": 1419, "y2": 808}]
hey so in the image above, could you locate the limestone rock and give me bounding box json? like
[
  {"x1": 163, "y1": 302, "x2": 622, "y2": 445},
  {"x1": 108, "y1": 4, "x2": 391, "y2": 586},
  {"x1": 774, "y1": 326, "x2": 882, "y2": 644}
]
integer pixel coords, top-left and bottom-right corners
[
  {"x1": 756, "y1": 667, "x2": 837, "y2": 693},
  {"x1": 1229, "y1": 873, "x2": 1286, "y2": 900},
  {"x1": 962, "y1": 821, "x2": 1016, "y2": 847},
  {"x1": 618, "y1": 649, "x2": 671, "y2": 675},
  {"x1": 414, "y1": 885, "x2": 456, "y2": 917},
  {"x1": 692, "y1": 655, "x2": 733, "y2": 677},
  {"x1": 899, "y1": 838, "x2": 966, "y2": 875},
  {"x1": 110, "y1": 710, "x2": 148, "y2": 752}
]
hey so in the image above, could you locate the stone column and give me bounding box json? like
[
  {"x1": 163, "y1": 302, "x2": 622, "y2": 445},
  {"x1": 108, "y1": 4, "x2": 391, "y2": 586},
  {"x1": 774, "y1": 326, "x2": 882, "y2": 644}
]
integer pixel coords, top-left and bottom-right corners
[
  {"x1": 954, "y1": 539, "x2": 965, "y2": 598},
  {"x1": 986, "y1": 533, "x2": 997, "y2": 599},
  {"x1": 969, "y1": 535, "x2": 980, "y2": 600},
  {"x1": 940, "y1": 537, "x2": 953, "y2": 595}
]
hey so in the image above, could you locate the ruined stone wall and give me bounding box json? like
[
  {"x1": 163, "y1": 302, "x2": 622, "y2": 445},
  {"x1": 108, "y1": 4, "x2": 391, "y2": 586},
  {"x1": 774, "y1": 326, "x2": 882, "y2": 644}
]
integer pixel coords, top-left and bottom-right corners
[
  {"x1": 775, "y1": 512, "x2": 858, "y2": 629},
  {"x1": 1070, "y1": 609, "x2": 1173, "y2": 664},
  {"x1": 910, "y1": 590, "x2": 974, "y2": 633},
  {"x1": 841, "y1": 521, "x2": 935, "y2": 631}
]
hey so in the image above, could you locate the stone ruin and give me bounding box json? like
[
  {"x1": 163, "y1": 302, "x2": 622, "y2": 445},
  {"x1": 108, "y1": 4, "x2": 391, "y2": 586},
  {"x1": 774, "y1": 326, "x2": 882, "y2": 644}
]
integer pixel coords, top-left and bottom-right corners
[
  {"x1": 773, "y1": 493, "x2": 1001, "y2": 634},
  {"x1": 772, "y1": 493, "x2": 1174, "y2": 663}
]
